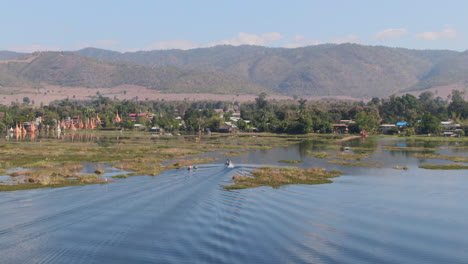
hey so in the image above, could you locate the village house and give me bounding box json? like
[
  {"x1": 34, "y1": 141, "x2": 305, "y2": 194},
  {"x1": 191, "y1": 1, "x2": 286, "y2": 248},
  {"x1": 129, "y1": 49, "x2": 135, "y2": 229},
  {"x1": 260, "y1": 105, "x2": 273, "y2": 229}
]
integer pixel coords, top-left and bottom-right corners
[
  {"x1": 129, "y1": 113, "x2": 152, "y2": 121},
  {"x1": 379, "y1": 124, "x2": 396, "y2": 134},
  {"x1": 332, "y1": 123, "x2": 348, "y2": 134},
  {"x1": 219, "y1": 122, "x2": 238, "y2": 133}
]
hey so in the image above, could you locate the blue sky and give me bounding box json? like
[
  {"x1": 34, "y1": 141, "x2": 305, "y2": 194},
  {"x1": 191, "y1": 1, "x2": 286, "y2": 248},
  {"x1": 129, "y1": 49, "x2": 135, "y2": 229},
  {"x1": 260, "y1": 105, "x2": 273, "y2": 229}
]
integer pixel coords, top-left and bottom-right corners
[{"x1": 2, "y1": 0, "x2": 467, "y2": 52}]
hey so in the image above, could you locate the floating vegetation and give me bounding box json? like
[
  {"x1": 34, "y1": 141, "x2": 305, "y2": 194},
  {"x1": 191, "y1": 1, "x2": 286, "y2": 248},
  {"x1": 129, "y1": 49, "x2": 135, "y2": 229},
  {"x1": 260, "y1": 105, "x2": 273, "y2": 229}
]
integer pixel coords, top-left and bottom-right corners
[
  {"x1": 335, "y1": 152, "x2": 369, "y2": 161},
  {"x1": 3, "y1": 165, "x2": 110, "y2": 191},
  {"x1": 1, "y1": 132, "x2": 308, "y2": 191},
  {"x1": 383, "y1": 146, "x2": 437, "y2": 152},
  {"x1": 413, "y1": 154, "x2": 468, "y2": 163},
  {"x1": 278, "y1": 160, "x2": 303, "y2": 163},
  {"x1": 309, "y1": 152, "x2": 333, "y2": 159},
  {"x1": 0, "y1": 181, "x2": 108, "y2": 192},
  {"x1": 308, "y1": 151, "x2": 370, "y2": 161},
  {"x1": 325, "y1": 145, "x2": 342, "y2": 150},
  {"x1": 223, "y1": 150, "x2": 249, "y2": 157},
  {"x1": 225, "y1": 166, "x2": 342, "y2": 190},
  {"x1": 94, "y1": 167, "x2": 105, "y2": 174},
  {"x1": 412, "y1": 136, "x2": 468, "y2": 142},
  {"x1": 419, "y1": 164, "x2": 468, "y2": 170},
  {"x1": 112, "y1": 174, "x2": 129, "y2": 179},
  {"x1": 327, "y1": 160, "x2": 381, "y2": 167},
  {"x1": 3, "y1": 132, "x2": 424, "y2": 192}
]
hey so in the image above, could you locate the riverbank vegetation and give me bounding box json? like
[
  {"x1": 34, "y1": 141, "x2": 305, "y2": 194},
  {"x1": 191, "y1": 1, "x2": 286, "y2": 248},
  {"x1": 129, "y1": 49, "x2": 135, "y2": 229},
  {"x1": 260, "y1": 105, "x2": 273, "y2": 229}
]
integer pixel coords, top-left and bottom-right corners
[
  {"x1": 0, "y1": 90, "x2": 467, "y2": 137},
  {"x1": 419, "y1": 164, "x2": 468, "y2": 170},
  {"x1": 225, "y1": 167, "x2": 343, "y2": 190}
]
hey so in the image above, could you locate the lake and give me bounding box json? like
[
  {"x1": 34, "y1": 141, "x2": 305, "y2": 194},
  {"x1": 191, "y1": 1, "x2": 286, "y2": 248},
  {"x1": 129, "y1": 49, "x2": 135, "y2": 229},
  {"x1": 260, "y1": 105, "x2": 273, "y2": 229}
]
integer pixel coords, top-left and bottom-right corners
[{"x1": 1, "y1": 137, "x2": 467, "y2": 263}]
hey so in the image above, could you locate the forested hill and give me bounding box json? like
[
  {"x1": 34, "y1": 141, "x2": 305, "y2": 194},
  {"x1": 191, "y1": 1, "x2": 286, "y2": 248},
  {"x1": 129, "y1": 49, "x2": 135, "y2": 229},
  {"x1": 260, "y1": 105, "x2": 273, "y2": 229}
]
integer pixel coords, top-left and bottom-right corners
[
  {"x1": 0, "y1": 52, "x2": 265, "y2": 94},
  {"x1": 75, "y1": 44, "x2": 467, "y2": 97},
  {"x1": 2, "y1": 44, "x2": 468, "y2": 98}
]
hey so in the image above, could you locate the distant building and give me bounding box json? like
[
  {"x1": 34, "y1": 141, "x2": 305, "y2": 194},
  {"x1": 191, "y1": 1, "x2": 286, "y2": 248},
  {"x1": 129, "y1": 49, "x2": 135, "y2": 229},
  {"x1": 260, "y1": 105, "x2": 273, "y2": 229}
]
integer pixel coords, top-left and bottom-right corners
[
  {"x1": 219, "y1": 122, "x2": 238, "y2": 133},
  {"x1": 129, "y1": 113, "x2": 151, "y2": 121},
  {"x1": 440, "y1": 120, "x2": 461, "y2": 129},
  {"x1": 379, "y1": 124, "x2": 396, "y2": 134},
  {"x1": 332, "y1": 123, "x2": 348, "y2": 134},
  {"x1": 396, "y1": 122, "x2": 408, "y2": 127}
]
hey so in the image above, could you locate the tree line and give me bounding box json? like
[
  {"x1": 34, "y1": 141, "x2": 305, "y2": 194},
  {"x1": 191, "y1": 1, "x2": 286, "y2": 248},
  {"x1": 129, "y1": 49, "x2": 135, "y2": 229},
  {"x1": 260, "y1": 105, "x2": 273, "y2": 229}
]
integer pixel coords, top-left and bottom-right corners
[{"x1": 1, "y1": 90, "x2": 467, "y2": 136}]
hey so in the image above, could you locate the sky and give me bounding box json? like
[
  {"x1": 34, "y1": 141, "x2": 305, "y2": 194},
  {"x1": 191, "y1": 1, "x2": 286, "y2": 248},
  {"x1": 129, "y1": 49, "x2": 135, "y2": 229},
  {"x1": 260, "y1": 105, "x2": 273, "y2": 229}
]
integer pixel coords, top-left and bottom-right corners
[{"x1": 1, "y1": 0, "x2": 467, "y2": 53}]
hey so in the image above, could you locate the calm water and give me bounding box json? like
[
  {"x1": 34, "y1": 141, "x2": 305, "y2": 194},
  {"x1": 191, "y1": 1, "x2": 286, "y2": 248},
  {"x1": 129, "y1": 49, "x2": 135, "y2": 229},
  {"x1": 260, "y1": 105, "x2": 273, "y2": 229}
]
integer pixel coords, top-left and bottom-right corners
[{"x1": 1, "y1": 137, "x2": 468, "y2": 263}]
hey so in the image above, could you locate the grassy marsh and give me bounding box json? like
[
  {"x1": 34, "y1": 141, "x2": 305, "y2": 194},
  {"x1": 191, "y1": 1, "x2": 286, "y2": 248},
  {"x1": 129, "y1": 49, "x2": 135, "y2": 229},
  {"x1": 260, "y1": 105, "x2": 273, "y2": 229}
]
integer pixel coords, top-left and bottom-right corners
[
  {"x1": 419, "y1": 164, "x2": 468, "y2": 170},
  {"x1": 278, "y1": 160, "x2": 303, "y2": 163},
  {"x1": 413, "y1": 153, "x2": 468, "y2": 163},
  {"x1": 327, "y1": 160, "x2": 381, "y2": 167},
  {"x1": 225, "y1": 166, "x2": 342, "y2": 189},
  {"x1": 308, "y1": 151, "x2": 370, "y2": 161},
  {"x1": 0, "y1": 131, "x2": 308, "y2": 191},
  {"x1": 382, "y1": 146, "x2": 438, "y2": 152}
]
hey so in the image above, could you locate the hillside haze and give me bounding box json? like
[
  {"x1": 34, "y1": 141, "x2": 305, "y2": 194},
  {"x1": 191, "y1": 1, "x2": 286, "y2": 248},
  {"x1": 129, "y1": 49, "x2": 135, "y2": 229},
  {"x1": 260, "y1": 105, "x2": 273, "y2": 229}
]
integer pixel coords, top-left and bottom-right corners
[
  {"x1": 1, "y1": 44, "x2": 468, "y2": 98},
  {"x1": 0, "y1": 52, "x2": 265, "y2": 94}
]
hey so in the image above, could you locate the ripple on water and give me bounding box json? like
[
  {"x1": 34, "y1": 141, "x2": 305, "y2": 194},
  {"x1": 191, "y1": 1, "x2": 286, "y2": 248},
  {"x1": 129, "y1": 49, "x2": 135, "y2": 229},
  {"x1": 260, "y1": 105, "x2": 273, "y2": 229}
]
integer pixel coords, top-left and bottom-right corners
[{"x1": 1, "y1": 146, "x2": 468, "y2": 263}]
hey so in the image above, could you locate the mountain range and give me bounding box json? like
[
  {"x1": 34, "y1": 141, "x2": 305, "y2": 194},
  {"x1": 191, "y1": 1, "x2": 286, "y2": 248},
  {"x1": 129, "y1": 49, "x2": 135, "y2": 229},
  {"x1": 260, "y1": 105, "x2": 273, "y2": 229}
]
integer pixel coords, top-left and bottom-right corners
[{"x1": 1, "y1": 44, "x2": 468, "y2": 98}]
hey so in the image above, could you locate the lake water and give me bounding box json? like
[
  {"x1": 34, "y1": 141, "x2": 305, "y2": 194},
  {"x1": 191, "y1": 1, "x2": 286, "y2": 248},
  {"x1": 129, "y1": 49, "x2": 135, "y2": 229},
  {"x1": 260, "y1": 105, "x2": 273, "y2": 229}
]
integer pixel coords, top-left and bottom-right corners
[{"x1": 1, "y1": 137, "x2": 467, "y2": 263}]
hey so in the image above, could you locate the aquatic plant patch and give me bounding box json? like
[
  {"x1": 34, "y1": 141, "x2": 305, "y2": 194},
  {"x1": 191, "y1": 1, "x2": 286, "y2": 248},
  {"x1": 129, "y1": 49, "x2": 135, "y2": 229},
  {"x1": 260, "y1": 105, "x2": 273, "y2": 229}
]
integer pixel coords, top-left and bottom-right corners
[
  {"x1": 1, "y1": 132, "x2": 306, "y2": 191},
  {"x1": 327, "y1": 160, "x2": 381, "y2": 167},
  {"x1": 225, "y1": 166, "x2": 342, "y2": 189},
  {"x1": 413, "y1": 154, "x2": 468, "y2": 163},
  {"x1": 309, "y1": 152, "x2": 333, "y2": 159},
  {"x1": 419, "y1": 164, "x2": 468, "y2": 170},
  {"x1": 278, "y1": 160, "x2": 303, "y2": 163}
]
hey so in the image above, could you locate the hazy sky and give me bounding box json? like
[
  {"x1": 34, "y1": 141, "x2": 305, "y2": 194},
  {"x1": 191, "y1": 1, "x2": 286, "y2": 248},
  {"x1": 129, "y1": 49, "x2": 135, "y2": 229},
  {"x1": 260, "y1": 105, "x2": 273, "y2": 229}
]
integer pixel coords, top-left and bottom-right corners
[{"x1": 2, "y1": 0, "x2": 467, "y2": 52}]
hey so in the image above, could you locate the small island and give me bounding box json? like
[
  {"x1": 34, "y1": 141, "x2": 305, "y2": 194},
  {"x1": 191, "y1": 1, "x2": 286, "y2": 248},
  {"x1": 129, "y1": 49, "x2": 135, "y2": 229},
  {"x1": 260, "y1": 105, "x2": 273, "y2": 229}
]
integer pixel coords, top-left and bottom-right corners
[{"x1": 225, "y1": 166, "x2": 343, "y2": 189}]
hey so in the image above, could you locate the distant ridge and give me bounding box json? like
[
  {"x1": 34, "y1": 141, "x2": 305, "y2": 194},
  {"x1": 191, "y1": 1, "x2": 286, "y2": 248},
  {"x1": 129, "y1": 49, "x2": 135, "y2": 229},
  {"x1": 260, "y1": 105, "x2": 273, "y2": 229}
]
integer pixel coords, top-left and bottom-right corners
[
  {"x1": 1, "y1": 44, "x2": 468, "y2": 98},
  {"x1": 0, "y1": 51, "x2": 25, "y2": 61},
  {"x1": 0, "y1": 51, "x2": 265, "y2": 94}
]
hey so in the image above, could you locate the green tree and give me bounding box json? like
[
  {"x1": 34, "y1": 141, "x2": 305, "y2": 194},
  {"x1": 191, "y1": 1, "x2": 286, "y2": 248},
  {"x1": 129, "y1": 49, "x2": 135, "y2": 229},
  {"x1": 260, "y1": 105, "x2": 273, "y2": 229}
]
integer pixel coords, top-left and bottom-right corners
[
  {"x1": 355, "y1": 111, "x2": 379, "y2": 133},
  {"x1": 448, "y1": 90, "x2": 468, "y2": 119},
  {"x1": 255, "y1": 92, "x2": 268, "y2": 110},
  {"x1": 120, "y1": 120, "x2": 134, "y2": 130},
  {"x1": 418, "y1": 113, "x2": 440, "y2": 134}
]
